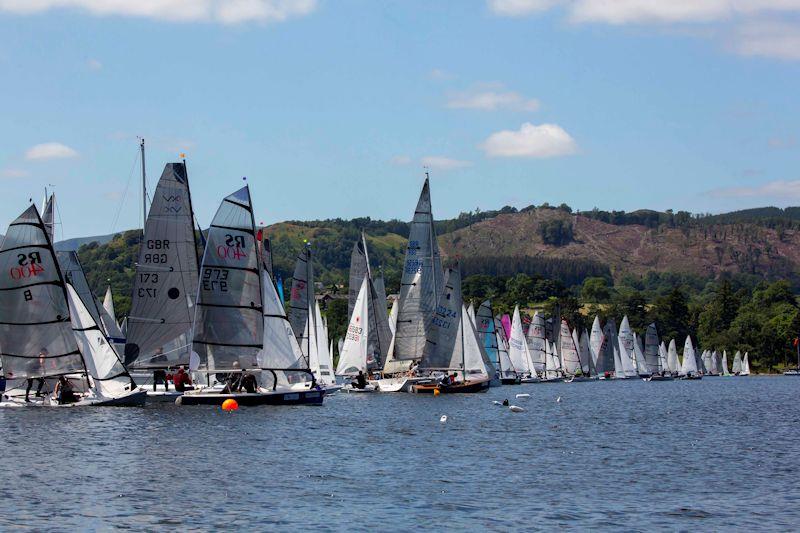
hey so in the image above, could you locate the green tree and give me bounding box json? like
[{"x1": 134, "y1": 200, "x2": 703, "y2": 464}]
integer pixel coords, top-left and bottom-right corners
[{"x1": 581, "y1": 277, "x2": 611, "y2": 303}]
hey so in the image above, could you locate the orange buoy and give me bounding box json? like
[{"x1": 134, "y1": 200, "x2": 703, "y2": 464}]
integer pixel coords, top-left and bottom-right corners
[
  {"x1": 433, "y1": 388, "x2": 441, "y2": 397},
  {"x1": 222, "y1": 398, "x2": 239, "y2": 411}
]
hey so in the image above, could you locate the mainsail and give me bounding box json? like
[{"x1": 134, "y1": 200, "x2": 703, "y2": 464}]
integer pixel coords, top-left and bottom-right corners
[
  {"x1": 495, "y1": 316, "x2": 517, "y2": 380},
  {"x1": 721, "y1": 350, "x2": 731, "y2": 375},
  {"x1": 125, "y1": 162, "x2": 200, "y2": 368},
  {"x1": 288, "y1": 247, "x2": 314, "y2": 359},
  {"x1": 680, "y1": 335, "x2": 699, "y2": 376},
  {"x1": 390, "y1": 177, "x2": 444, "y2": 363},
  {"x1": 336, "y1": 275, "x2": 370, "y2": 376},
  {"x1": 191, "y1": 186, "x2": 263, "y2": 373},
  {"x1": 475, "y1": 300, "x2": 499, "y2": 369},
  {"x1": 578, "y1": 328, "x2": 593, "y2": 375},
  {"x1": 590, "y1": 316, "x2": 610, "y2": 375},
  {"x1": 617, "y1": 316, "x2": 638, "y2": 378},
  {"x1": 509, "y1": 305, "x2": 534, "y2": 377},
  {"x1": 57, "y1": 250, "x2": 105, "y2": 334},
  {"x1": 741, "y1": 352, "x2": 751, "y2": 375},
  {"x1": 0, "y1": 205, "x2": 85, "y2": 379},
  {"x1": 644, "y1": 323, "x2": 661, "y2": 374},
  {"x1": 347, "y1": 233, "x2": 391, "y2": 366},
  {"x1": 526, "y1": 312, "x2": 547, "y2": 375},
  {"x1": 732, "y1": 350, "x2": 743, "y2": 374},
  {"x1": 560, "y1": 321, "x2": 581, "y2": 376},
  {"x1": 667, "y1": 339, "x2": 680, "y2": 373}
]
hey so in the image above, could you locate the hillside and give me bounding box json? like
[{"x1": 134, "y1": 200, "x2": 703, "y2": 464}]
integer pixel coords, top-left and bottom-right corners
[{"x1": 439, "y1": 208, "x2": 800, "y2": 284}]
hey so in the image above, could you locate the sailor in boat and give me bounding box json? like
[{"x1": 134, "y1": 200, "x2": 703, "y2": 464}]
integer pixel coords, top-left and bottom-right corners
[
  {"x1": 240, "y1": 369, "x2": 258, "y2": 394},
  {"x1": 152, "y1": 348, "x2": 169, "y2": 392},
  {"x1": 25, "y1": 349, "x2": 49, "y2": 402},
  {"x1": 352, "y1": 370, "x2": 368, "y2": 390},
  {"x1": 53, "y1": 376, "x2": 79, "y2": 405},
  {"x1": 173, "y1": 367, "x2": 194, "y2": 392}
]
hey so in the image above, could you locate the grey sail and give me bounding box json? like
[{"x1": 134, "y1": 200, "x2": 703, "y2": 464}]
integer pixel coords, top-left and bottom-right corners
[
  {"x1": 420, "y1": 268, "x2": 461, "y2": 371},
  {"x1": 644, "y1": 323, "x2": 661, "y2": 373},
  {"x1": 288, "y1": 247, "x2": 314, "y2": 357},
  {"x1": 476, "y1": 300, "x2": 499, "y2": 367},
  {"x1": 42, "y1": 193, "x2": 55, "y2": 243},
  {"x1": 260, "y1": 233, "x2": 273, "y2": 279},
  {"x1": 125, "y1": 163, "x2": 200, "y2": 368},
  {"x1": 371, "y1": 273, "x2": 393, "y2": 362},
  {"x1": 348, "y1": 235, "x2": 369, "y2": 319},
  {"x1": 56, "y1": 250, "x2": 105, "y2": 333},
  {"x1": 390, "y1": 177, "x2": 444, "y2": 362},
  {"x1": 192, "y1": 186, "x2": 263, "y2": 372},
  {"x1": 0, "y1": 205, "x2": 85, "y2": 378}
]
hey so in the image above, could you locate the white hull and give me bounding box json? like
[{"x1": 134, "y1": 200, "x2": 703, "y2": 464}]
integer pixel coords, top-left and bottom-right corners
[{"x1": 370, "y1": 376, "x2": 431, "y2": 393}]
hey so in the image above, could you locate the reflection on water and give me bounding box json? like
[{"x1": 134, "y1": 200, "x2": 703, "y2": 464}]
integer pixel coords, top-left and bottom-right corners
[{"x1": 0, "y1": 377, "x2": 797, "y2": 531}]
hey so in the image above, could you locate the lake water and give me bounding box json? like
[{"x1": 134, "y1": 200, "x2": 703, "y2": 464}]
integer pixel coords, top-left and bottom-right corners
[{"x1": 0, "y1": 376, "x2": 797, "y2": 531}]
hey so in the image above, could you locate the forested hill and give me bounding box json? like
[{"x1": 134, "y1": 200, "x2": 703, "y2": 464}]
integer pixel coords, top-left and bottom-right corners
[{"x1": 76, "y1": 203, "x2": 800, "y2": 317}]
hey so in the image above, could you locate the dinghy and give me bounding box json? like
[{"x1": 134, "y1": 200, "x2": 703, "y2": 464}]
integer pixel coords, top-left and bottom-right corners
[
  {"x1": 721, "y1": 350, "x2": 732, "y2": 376},
  {"x1": 177, "y1": 187, "x2": 323, "y2": 406},
  {"x1": 411, "y1": 268, "x2": 491, "y2": 394},
  {"x1": 741, "y1": 352, "x2": 751, "y2": 376},
  {"x1": 494, "y1": 316, "x2": 520, "y2": 384},
  {"x1": 561, "y1": 321, "x2": 591, "y2": 382},
  {"x1": 589, "y1": 316, "x2": 613, "y2": 379},
  {"x1": 123, "y1": 162, "x2": 201, "y2": 402},
  {"x1": 375, "y1": 176, "x2": 443, "y2": 392},
  {"x1": 526, "y1": 312, "x2": 547, "y2": 380},
  {"x1": 732, "y1": 350, "x2": 743, "y2": 375},
  {"x1": 649, "y1": 339, "x2": 674, "y2": 381},
  {"x1": 541, "y1": 340, "x2": 564, "y2": 383},
  {"x1": 666, "y1": 339, "x2": 680, "y2": 377},
  {"x1": 615, "y1": 317, "x2": 639, "y2": 379},
  {"x1": 679, "y1": 336, "x2": 702, "y2": 380},
  {"x1": 509, "y1": 306, "x2": 538, "y2": 382},
  {"x1": 0, "y1": 204, "x2": 145, "y2": 407},
  {"x1": 336, "y1": 275, "x2": 376, "y2": 393},
  {"x1": 473, "y1": 300, "x2": 501, "y2": 386}
]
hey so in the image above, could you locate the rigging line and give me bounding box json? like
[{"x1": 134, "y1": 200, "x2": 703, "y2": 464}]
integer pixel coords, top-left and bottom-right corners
[{"x1": 109, "y1": 147, "x2": 141, "y2": 235}]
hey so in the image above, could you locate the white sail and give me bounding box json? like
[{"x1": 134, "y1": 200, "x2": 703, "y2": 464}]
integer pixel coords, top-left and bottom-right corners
[
  {"x1": 314, "y1": 302, "x2": 335, "y2": 386},
  {"x1": 388, "y1": 298, "x2": 398, "y2": 335},
  {"x1": 710, "y1": 350, "x2": 720, "y2": 375},
  {"x1": 658, "y1": 342, "x2": 669, "y2": 374},
  {"x1": 559, "y1": 322, "x2": 581, "y2": 376},
  {"x1": 526, "y1": 312, "x2": 547, "y2": 374},
  {"x1": 336, "y1": 275, "x2": 370, "y2": 376},
  {"x1": 633, "y1": 333, "x2": 651, "y2": 376},
  {"x1": 732, "y1": 350, "x2": 743, "y2": 374},
  {"x1": 589, "y1": 316, "x2": 608, "y2": 375},
  {"x1": 462, "y1": 304, "x2": 491, "y2": 381},
  {"x1": 721, "y1": 350, "x2": 731, "y2": 375},
  {"x1": 259, "y1": 271, "x2": 310, "y2": 388},
  {"x1": 466, "y1": 302, "x2": 476, "y2": 326},
  {"x1": 617, "y1": 316, "x2": 638, "y2": 377},
  {"x1": 66, "y1": 284, "x2": 135, "y2": 399},
  {"x1": 103, "y1": 287, "x2": 117, "y2": 325},
  {"x1": 680, "y1": 336, "x2": 699, "y2": 376},
  {"x1": 667, "y1": 339, "x2": 680, "y2": 374},
  {"x1": 741, "y1": 352, "x2": 750, "y2": 375},
  {"x1": 508, "y1": 306, "x2": 532, "y2": 376},
  {"x1": 545, "y1": 340, "x2": 562, "y2": 379}
]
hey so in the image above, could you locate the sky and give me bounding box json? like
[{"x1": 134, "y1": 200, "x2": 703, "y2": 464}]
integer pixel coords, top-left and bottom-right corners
[{"x1": 1, "y1": 0, "x2": 800, "y2": 239}]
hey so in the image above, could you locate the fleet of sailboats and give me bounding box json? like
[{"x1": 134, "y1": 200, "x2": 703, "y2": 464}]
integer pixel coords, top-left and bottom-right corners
[{"x1": 0, "y1": 144, "x2": 770, "y2": 408}]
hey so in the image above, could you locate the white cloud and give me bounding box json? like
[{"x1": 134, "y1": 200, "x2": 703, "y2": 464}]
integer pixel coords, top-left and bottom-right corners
[
  {"x1": 480, "y1": 122, "x2": 577, "y2": 158},
  {"x1": 428, "y1": 68, "x2": 454, "y2": 81},
  {"x1": 488, "y1": 0, "x2": 563, "y2": 17},
  {"x1": 1, "y1": 168, "x2": 29, "y2": 178},
  {"x1": 390, "y1": 155, "x2": 412, "y2": 166},
  {"x1": 87, "y1": 58, "x2": 102, "y2": 70},
  {"x1": 732, "y1": 21, "x2": 800, "y2": 60},
  {"x1": 447, "y1": 84, "x2": 540, "y2": 112},
  {"x1": 24, "y1": 142, "x2": 78, "y2": 160},
  {"x1": 708, "y1": 179, "x2": 800, "y2": 198},
  {"x1": 0, "y1": 0, "x2": 317, "y2": 24},
  {"x1": 421, "y1": 156, "x2": 473, "y2": 170},
  {"x1": 569, "y1": 0, "x2": 731, "y2": 25}
]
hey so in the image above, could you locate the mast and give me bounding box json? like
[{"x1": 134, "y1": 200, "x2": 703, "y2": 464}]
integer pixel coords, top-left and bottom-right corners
[{"x1": 140, "y1": 138, "x2": 147, "y2": 233}]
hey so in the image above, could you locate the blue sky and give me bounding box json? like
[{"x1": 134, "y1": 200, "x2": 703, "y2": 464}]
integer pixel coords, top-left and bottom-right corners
[{"x1": 1, "y1": 0, "x2": 799, "y2": 239}]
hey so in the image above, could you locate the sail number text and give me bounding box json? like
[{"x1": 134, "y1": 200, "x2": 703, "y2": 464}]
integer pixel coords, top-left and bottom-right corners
[
  {"x1": 137, "y1": 272, "x2": 159, "y2": 297},
  {"x1": 203, "y1": 268, "x2": 229, "y2": 292},
  {"x1": 10, "y1": 252, "x2": 45, "y2": 280}
]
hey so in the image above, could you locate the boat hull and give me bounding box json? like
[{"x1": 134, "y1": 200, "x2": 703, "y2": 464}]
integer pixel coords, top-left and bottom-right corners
[
  {"x1": 411, "y1": 379, "x2": 490, "y2": 394},
  {"x1": 175, "y1": 389, "x2": 324, "y2": 406},
  {"x1": 646, "y1": 374, "x2": 675, "y2": 382},
  {"x1": 501, "y1": 377, "x2": 521, "y2": 385},
  {"x1": 370, "y1": 376, "x2": 431, "y2": 393}
]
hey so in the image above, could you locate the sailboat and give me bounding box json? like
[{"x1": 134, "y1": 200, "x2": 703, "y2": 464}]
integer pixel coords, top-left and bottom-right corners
[
  {"x1": 616, "y1": 316, "x2": 639, "y2": 379},
  {"x1": 741, "y1": 352, "x2": 751, "y2": 376},
  {"x1": 336, "y1": 275, "x2": 376, "y2": 392},
  {"x1": 494, "y1": 316, "x2": 520, "y2": 384},
  {"x1": 377, "y1": 177, "x2": 444, "y2": 392},
  {"x1": 526, "y1": 312, "x2": 547, "y2": 379},
  {"x1": 102, "y1": 286, "x2": 123, "y2": 331},
  {"x1": 474, "y1": 300, "x2": 501, "y2": 386},
  {"x1": 411, "y1": 268, "x2": 492, "y2": 393},
  {"x1": 178, "y1": 186, "x2": 323, "y2": 406},
  {"x1": 732, "y1": 350, "x2": 743, "y2": 375},
  {"x1": 312, "y1": 301, "x2": 338, "y2": 390},
  {"x1": 679, "y1": 335, "x2": 702, "y2": 379},
  {"x1": 653, "y1": 341, "x2": 674, "y2": 380},
  {"x1": 721, "y1": 350, "x2": 732, "y2": 376},
  {"x1": 123, "y1": 162, "x2": 201, "y2": 401},
  {"x1": 509, "y1": 306, "x2": 537, "y2": 382},
  {"x1": 589, "y1": 316, "x2": 612, "y2": 379},
  {"x1": 666, "y1": 339, "x2": 680, "y2": 376},
  {"x1": 542, "y1": 339, "x2": 563, "y2": 382},
  {"x1": 0, "y1": 204, "x2": 146, "y2": 406},
  {"x1": 561, "y1": 320, "x2": 590, "y2": 382},
  {"x1": 644, "y1": 324, "x2": 672, "y2": 381},
  {"x1": 347, "y1": 232, "x2": 392, "y2": 372}
]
